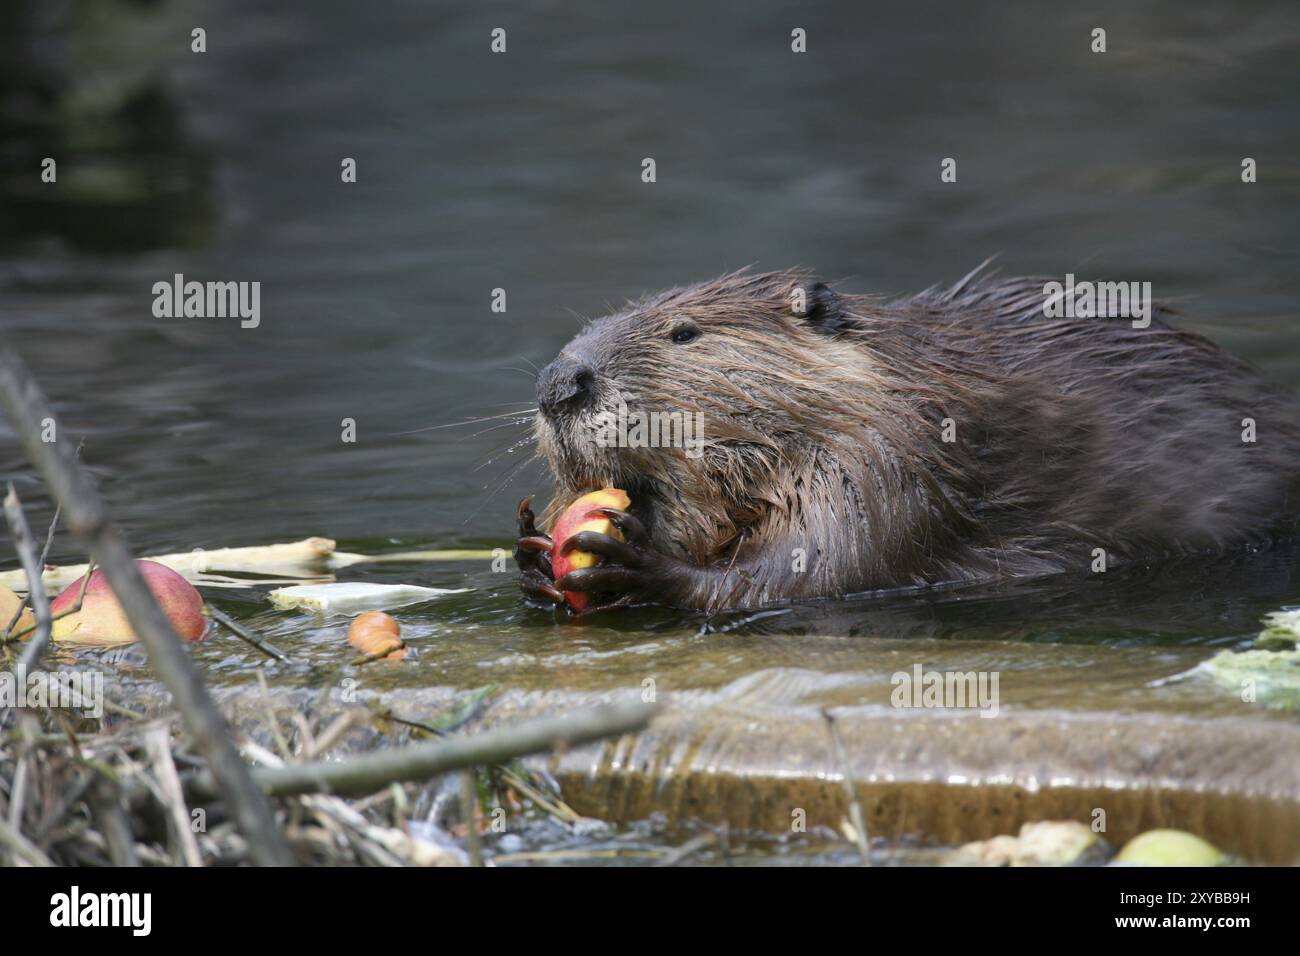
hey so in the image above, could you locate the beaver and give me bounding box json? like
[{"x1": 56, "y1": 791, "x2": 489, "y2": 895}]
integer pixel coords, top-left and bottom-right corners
[{"x1": 514, "y1": 267, "x2": 1300, "y2": 612}]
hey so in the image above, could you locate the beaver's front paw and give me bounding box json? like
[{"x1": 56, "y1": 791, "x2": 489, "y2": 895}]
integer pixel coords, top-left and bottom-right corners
[
  {"x1": 552, "y1": 507, "x2": 694, "y2": 613},
  {"x1": 514, "y1": 495, "x2": 565, "y2": 607}
]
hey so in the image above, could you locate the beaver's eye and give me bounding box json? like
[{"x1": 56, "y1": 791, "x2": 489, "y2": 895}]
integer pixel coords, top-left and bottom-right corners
[{"x1": 670, "y1": 325, "x2": 699, "y2": 344}]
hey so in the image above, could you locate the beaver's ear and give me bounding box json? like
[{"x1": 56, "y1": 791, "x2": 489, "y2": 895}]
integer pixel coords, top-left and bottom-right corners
[{"x1": 789, "y1": 280, "x2": 855, "y2": 334}]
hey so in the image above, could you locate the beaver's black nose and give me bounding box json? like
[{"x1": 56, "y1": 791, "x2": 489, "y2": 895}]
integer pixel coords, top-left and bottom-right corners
[{"x1": 537, "y1": 356, "x2": 596, "y2": 417}]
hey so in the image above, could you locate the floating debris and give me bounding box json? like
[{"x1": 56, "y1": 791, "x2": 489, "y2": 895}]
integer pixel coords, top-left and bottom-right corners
[
  {"x1": 957, "y1": 821, "x2": 1107, "y2": 866},
  {"x1": 269, "y1": 582, "x2": 469, "y2": 614},
  {"x1": 0, "y1": 538, "x2": 499, "y2": 593}
]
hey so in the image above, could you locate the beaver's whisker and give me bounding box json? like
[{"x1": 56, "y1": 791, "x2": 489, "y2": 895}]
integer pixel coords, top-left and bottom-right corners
[
  {"x1": 465, "y1": 417, "x2": 535, "y2": 441},
  {"x1": 393, "y1": 408, "x2": 538, "y2": 435},
  {"x1": 464, "y1": 447, "x2": 541, "y2": 525},
  {"x1": 472, "y1": 432, "x2": 537, "y2": 472}
]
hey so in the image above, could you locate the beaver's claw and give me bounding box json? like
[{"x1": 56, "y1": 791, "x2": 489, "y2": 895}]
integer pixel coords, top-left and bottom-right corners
[
  {"x1": 514, "y1": 496, "x2": 564, "y2": 607},
  {"x1": 553, "y1": 507, "x2": 686, "y2": 614}
]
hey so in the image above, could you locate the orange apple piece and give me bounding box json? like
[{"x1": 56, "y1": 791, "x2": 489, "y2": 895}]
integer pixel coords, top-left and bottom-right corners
[
  {"x1": 550, "y1": 488, "x2": 631, "y2": 611},
  {"x1": 348, "y1": 610, "x2": 408, "y2": 660},
  {"x1": 50, "y1": 560, "x2": 207, "y2": 645}
]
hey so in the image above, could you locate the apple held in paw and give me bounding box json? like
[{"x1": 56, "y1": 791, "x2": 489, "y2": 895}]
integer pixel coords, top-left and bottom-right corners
[
  {"x1": 550, "y1": 488, "x2": 631, "y2": 612},
  {"x1": 50, "y1": 560, "x2": 207, "y2": 645}
]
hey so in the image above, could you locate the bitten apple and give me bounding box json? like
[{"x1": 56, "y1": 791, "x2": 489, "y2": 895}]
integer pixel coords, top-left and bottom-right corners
[
  {"x1": 50, "y1": 561, "x2": 207, "y2": 645},
  {"x1": 550, "y1": 487, "x2": 631, "y2": 611},
  {"x1": 347, "y1": 610, "x2": 408, "y2": 660}
]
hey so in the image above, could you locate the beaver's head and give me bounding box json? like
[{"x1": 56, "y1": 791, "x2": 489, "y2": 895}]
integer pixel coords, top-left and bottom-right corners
[{"x1": 534, "y1": 269, "x2": 915, "y2": 562}]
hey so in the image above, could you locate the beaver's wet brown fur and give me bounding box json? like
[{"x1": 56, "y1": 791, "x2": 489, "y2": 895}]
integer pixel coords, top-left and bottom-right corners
[{"x1": 516, "y1": 267, "x2": 1300, "y2": 612}]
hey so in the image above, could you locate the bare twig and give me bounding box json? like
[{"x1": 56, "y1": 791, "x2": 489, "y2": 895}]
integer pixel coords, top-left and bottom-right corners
[
  {"x1": 2, "y1": 557, "x2": 95, "y2": 647},
  {"x1": 0, "y1": 815, "x2": 53, "y2": 867},
  {"x1": 0, "y1": 347, "x2": 293, "y2": 866},
  {"x1": 144, "y1": 724, "x2": 203, "y2": 866},
  {"x1": 5, "y1": 485, "x2": 53, "y2": 672},
  {"x1": 2, "y1": 446, "x2": 75, "y2": 639},
  {"x1": 256, "y1": 670, "x2": 294, "y2": 759},
  {"x1": 494, "y1": 763, "x2": 581, "y2": 825},
  {"x1": 187, "y1": 699, "x2": 656, "y2": 801},
  {"x1": 243, "y1": 738, "x2": 420, "y2": 867},
  {"x1": 821, "y1": 708, "x2": 871, "y2": 866},
  {"x1": 87, "y1": 776, "x2": 139, "y2": 866},
  {"x1": 9, "y1": 753, "x2": 30, "y2": 836},
  {"x1": 46, "y1": 666, "x2": 144, "y2": 721},
  {"x1": 655, "y1": 830, "x2": 719, "y2": 867},
  {"x1": 491, "y1": 848, "x2": 662, "y2": 864},
  {"x1": 304, "y1": 711, "x2": 359, "y2": 760},
  {"x1": 206, "y1": 604, "x2": 291, "y2": 663}
]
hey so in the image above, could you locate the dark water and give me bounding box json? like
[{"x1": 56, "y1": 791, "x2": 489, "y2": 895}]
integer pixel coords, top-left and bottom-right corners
[{"x1": 3, "y1": 0, "x2": 1299, "y2": 667}]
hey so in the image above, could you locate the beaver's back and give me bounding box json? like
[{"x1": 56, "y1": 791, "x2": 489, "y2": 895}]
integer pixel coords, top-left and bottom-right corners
[{"x1": 878, "y1": 275, "x2": 1300, "y2": 573}]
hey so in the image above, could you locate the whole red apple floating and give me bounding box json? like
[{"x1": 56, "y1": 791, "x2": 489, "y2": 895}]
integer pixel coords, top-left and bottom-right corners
[
  {"x1": 50, "y1": 560, "x2": 207, "y2": 645},
  {"x1": 550, "y1": 487, "x2": 631, "y2": 612}
]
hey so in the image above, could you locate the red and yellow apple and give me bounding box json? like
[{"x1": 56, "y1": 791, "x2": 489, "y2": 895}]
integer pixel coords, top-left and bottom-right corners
[
  {"x1": 550, "y1": 487, "x2": 631, "y2": 611},
  {"x1": 347, "y1": 610, "x2": 407, "y2": 660},
  {"x1": 50, "y1": 560, "x2": 207, "y2": 645}
]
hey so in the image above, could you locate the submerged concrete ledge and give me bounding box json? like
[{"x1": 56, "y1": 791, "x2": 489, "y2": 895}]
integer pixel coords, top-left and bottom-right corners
[
  {"x1": 546, "y1": 705, "x2": 1300, "y2": 864},
  {"x1": 104, "y1": 674, "x2": 1300, "y2": 864}
]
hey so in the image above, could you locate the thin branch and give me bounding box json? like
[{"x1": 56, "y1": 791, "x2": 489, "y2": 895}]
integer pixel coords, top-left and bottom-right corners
[
  {"x1": 2, "y1": 559, "x2": 94, "y2": 647},
  {"x1": 5, "y1": 484, "x2": 52, "y2": 672},
  {"x1": 206, "y1": 604, "x2": 291, "y2": 663},
  {"x1": 0, "y1": 347, "x2": 293, "y2": 866},
  {"x1": 144, "y1": 724, "x2": 203, "y2": 866},
  {"x1": 2, "y1": 440, "x2": 85, "y2": 642},
  {"x1": 87, "y1": 776, "x2": 139, "y2": 866},
  {"x1": 0, "y1": 814, "x2": 52, "y2": 867},
  {"x1": 186, "y1": 699, "x2": 656, "y2": 801},
  {"x1": 822, "y1": 708, "x2": 871, "y2": 866}
]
